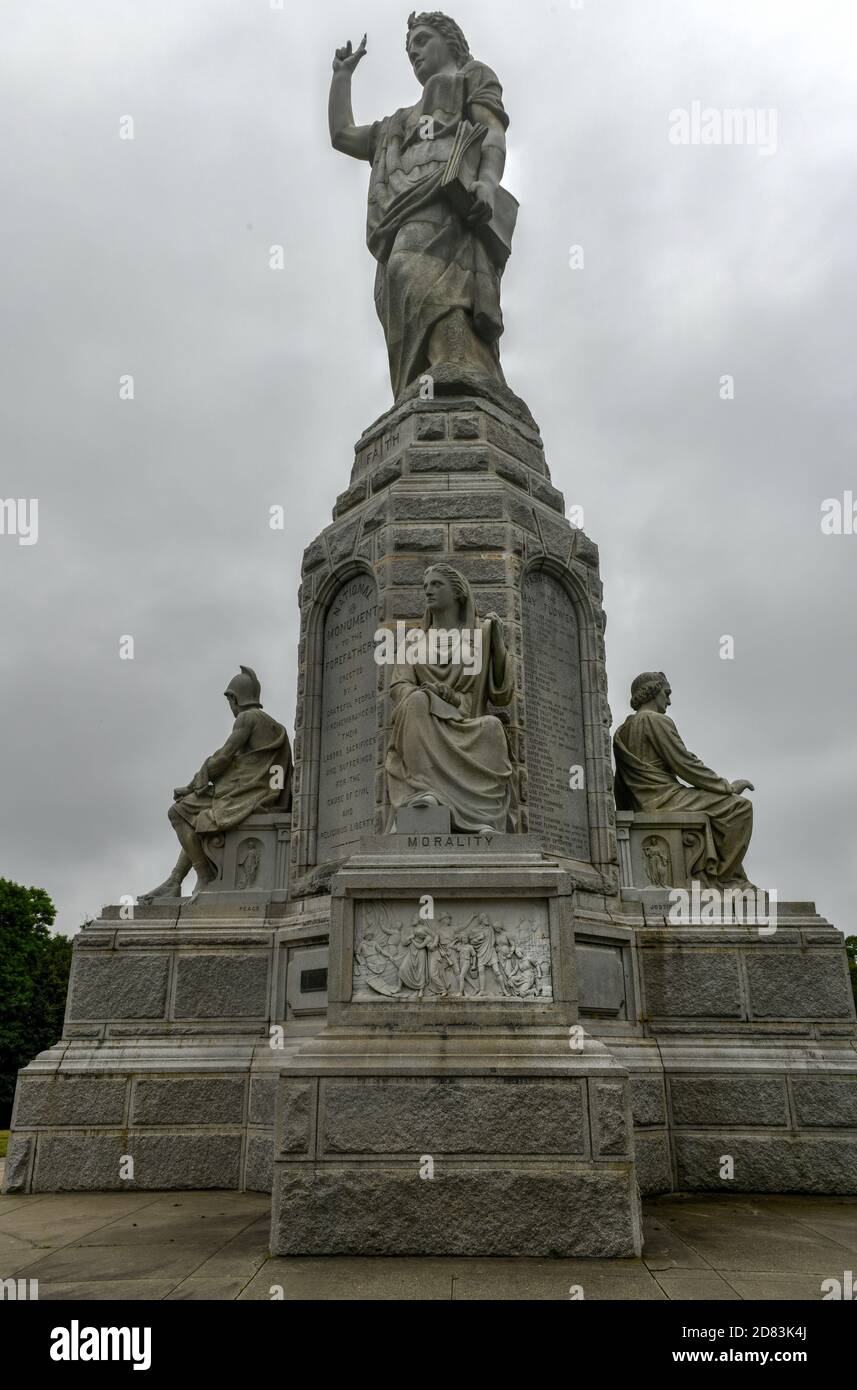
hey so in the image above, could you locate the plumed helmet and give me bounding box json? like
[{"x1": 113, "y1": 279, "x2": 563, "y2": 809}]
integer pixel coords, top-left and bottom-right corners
[{"x1": 224, "y1": 665, "x2": 262, "y2": 708}]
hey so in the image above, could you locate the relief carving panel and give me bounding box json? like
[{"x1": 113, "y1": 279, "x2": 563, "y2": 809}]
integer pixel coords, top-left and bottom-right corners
[{"x1": 352, "y1": 899, "x2": 552, "y2": 1002}]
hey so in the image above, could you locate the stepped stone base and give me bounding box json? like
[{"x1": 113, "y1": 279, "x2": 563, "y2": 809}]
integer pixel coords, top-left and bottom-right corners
[
  {"x1": 270, "y1": 1034, "x2": 641, "y2": 1257},
  {"x1": 270, "y1": 848, "x2": 641, "y2": 1257},
  {"x1": 615, "y1": 1037, "x2": 857, "y2": 1196},
  {"x1": 4, "y1": 881, "x2": 855, "y2": 1210},
  {"x1": 1, "y1": 893, "x2": 331, "y2": 1196}
]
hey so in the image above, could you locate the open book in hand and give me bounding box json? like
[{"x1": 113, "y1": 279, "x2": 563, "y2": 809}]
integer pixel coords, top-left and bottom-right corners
[{"x1": 440, "y1": 120, "x2": 518, "y2": 270}]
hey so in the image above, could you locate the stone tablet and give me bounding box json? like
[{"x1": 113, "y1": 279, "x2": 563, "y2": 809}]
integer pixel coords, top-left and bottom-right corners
[
  {"x1": 316, "y1": 575, "x2": 379, "y2": 860},
  {"x1": 521, "y1": 570, "x2": 590, "y2": 860}
]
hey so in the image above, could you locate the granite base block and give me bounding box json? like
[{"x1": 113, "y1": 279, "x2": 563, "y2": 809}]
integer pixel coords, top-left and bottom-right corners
[
  {"x1": 271, "y1": 1163, "x2": 639, "y2": 1258},
  {"x1": 632, "y1": 1132, "x2": 673, "y2": 1196},
  {"x1": 31, "y1": 1132, "x2": 243, "y2": 1191},
  {"x1": 674, "y1": 1134, "x2": 857, "y2": 1194}
]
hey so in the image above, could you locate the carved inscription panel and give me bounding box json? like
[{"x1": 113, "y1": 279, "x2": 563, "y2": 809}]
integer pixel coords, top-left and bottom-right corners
[
  {"x1": 316, "y1": 576, "x2": 379, "y2": 860},
  {"x1": 521, "y1": 570, "x2": 590, "y2": 860}
]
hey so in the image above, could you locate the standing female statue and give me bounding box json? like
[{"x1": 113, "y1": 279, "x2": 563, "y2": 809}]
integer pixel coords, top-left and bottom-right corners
[
  {"x1": 385, "y1": 564, "x2": 514, "y2": 833},
  {"x1": 328, "y1": 13, "x2": 514, "y2": 400}
]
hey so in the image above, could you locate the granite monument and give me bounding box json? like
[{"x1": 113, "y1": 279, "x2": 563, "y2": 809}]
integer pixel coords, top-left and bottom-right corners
[{"x1": 4, "y1": 11, "x2": 855, "y2": 1259}]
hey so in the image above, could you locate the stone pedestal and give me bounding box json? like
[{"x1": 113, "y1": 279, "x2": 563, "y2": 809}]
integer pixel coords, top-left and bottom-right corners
[
  {"x1": 617, "y1": 808, "x2": 714, "y2": 893},
  {"x1": 289, "y1": 392, "x2": 617, "y2": 892},
  {"x1": 200, "y1": 810, "x2": 292, "y2": 904},
  {"x1": 5, "y1": 877, "x2": 855, "y2": 1207},
  {"x1": 271, "y1": 1033, "x2": 641, "y2": 1258},
  {"x1": 270, "y1": 847, "x2": 642, "y2": 1257}
]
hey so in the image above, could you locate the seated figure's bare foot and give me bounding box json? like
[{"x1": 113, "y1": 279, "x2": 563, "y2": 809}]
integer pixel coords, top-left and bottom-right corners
[
  {"x1": 192, "y1": 869, "x2": 217, "y2": 895},
  {"x1": 184, "y1": 866, "x2": 218, "y2": 903},
  {"x1": 139, "y1": 874, "x2": 184, "y2": 903}
]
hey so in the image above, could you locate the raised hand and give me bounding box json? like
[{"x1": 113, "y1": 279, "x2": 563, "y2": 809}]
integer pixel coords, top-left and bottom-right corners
[{"x1": 332, "y1": 34, "x2": 367, "y2": 74}]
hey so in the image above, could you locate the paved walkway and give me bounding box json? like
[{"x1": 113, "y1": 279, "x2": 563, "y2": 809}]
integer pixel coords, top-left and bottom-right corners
[{"x1": 1, "y1": 1166, "x2": 855, "y2": 1300}]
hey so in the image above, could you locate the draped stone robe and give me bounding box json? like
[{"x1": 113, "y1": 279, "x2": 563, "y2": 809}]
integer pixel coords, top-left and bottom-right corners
[
  {"x1": 366, "y1": 60, "x2": 509, "y2": 397},
  {"x1": 385, "y1": 616, "x2": 514, "y2": 832},
  {"x1": 613, "y1": 709, "x2": 753, "y2": 886},
  {"x1": 174, "y1": 707, "x2": 290, "y2": 836}
]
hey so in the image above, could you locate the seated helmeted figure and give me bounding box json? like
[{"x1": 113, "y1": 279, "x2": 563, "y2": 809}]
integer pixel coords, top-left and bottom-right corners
[
  {"x1": 141, "y1": 666, "x2": 291, "y2": 900},
  {"x1": 613, "y1": 670, "x2": 754, "y2": 888},
  {"x1": 385, "y1": 563, "x2": 513, "y2": 833}
]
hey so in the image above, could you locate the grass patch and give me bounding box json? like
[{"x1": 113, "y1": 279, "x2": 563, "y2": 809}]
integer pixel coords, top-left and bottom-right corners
[{"x1": 0, "y1": 1132, "x2": 8, "y2": 1158}]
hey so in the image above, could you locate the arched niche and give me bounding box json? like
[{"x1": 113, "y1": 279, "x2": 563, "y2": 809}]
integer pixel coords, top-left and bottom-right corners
[
  {"x1": 520, "y1": 565, "x2": 591, "y2": 860},
  {"x1": 314, "y1": 571, "x2": 380, "y2": 861}
]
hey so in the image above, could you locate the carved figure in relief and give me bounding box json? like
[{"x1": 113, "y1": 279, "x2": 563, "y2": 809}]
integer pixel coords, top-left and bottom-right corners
[
  {"x1": 498, "y1": 932, "x2": 543, "y2": 998},
  {"x1": 452, "y1": 936, "x2": 478, "y2": 996},
  {"x1": 355, "y1": 926, "x2": 402, "y2": 996},
  {"x1": 429, "y1": 913, "x2": 457, "y2": 995},
  {"x1": 455, "y1": 911, "x2": 509, "y2": 996},
  {"x1": 397, "y1": 920, "x2": 437, "y2": 997},
  {"x1": 236, "y1": 839, "x2": 262, "y2": 889},
  {"x1": 354, "y1": 903, "x2": 550, "y2": 1000},
  {"x1": 641, "y1": 834, "x2": 671, "y2": 887}
]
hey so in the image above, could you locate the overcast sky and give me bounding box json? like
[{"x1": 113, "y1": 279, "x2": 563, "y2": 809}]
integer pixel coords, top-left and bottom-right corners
[{"x1": 2, "y1": 0, "x2": 855, "y2": 937}]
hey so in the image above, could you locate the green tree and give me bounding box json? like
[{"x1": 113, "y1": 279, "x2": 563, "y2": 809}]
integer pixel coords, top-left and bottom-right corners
[{"x1": 0, "y1": 879, "x2": 74, "y2": 1126}]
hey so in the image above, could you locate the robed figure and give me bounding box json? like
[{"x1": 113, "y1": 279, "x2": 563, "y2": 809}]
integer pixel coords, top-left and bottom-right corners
[
  {"x1": 385, "y1": 564, "x2": 514, "y2": 833},
  {"x1": 613, "y1": 671, "x2": 755, "y2": 888},
  {"x1": 328, "y1": 13, "x2": 514, "y2": 399},
  {"x1": 142, "y1": 666, "x2": 292, "y2": 899}
]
